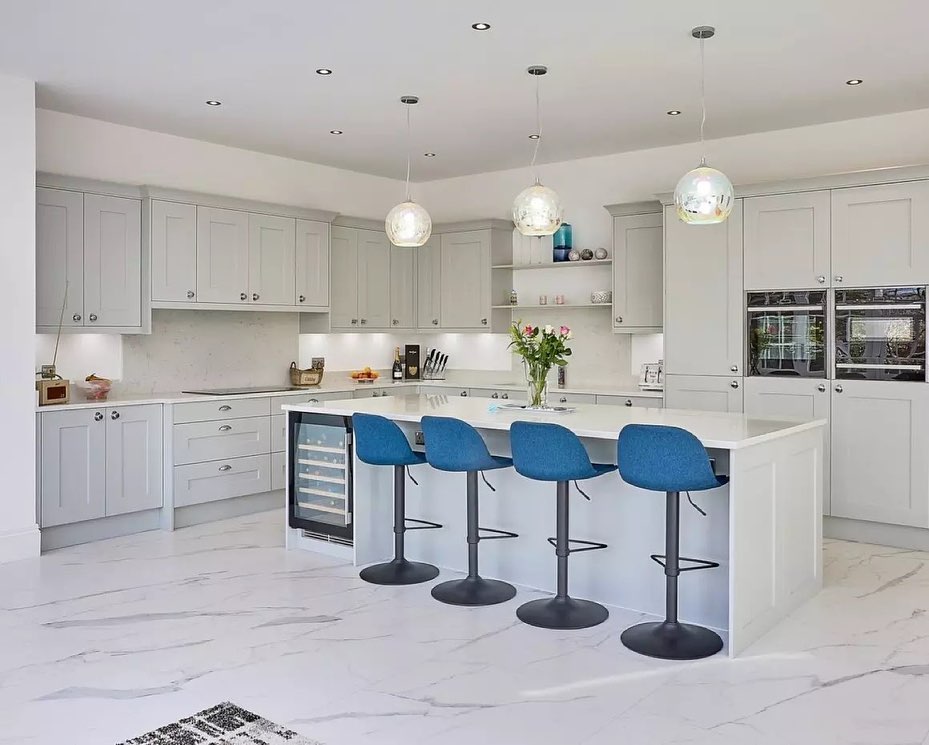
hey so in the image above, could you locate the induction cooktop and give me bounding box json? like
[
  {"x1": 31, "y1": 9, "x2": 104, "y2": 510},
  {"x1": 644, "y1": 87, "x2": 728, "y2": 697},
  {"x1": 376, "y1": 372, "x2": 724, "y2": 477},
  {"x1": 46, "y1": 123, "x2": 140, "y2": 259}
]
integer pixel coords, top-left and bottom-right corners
[{"x1": 182, "y1": 386, "x2": 311, "y2": 395}]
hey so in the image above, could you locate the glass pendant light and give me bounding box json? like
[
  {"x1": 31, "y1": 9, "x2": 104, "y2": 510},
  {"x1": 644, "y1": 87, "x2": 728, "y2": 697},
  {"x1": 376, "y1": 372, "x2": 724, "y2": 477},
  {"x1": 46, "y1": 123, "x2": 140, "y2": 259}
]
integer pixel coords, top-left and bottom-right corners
[
  {"x1": 673, "y1": 26, "x2": 734, "y2": 225},
  {"x1": 386, "y1": 95, "x2": 432, "y2": 247},
  {"x1": 513, "y1": 66, "x2": 563, "y2": 236}
]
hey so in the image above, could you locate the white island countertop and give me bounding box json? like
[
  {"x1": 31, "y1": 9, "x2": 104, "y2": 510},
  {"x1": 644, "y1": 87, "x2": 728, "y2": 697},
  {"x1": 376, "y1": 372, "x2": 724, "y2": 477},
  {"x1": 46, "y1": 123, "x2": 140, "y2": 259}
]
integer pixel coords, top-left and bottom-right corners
[{"x1": 285, "y1": 394, "x2": 825, "y2": 450}]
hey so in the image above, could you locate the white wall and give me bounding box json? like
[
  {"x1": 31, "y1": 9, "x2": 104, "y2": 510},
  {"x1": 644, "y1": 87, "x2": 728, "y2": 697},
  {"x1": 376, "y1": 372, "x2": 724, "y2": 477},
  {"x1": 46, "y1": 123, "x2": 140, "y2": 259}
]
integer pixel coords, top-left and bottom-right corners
[{"x1": 0, "y1": 74, "x2": 39, "y2": 562}]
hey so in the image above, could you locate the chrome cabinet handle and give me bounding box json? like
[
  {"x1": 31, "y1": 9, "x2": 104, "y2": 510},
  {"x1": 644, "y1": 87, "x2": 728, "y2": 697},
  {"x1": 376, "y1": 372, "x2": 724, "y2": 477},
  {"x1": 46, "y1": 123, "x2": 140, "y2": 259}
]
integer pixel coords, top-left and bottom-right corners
[
  {"x1": 817, "y1": 276, "x2": 826, "y2": 284},
  {"x1": 94, "y1": 412, "x2": 104, "y2": 421},
  {"x1": 817, "y1": 384, "x2": 827, "y2": 392},
  {"x1": 460, "y1": 391, "x2": 468, "y2": 396},
  {"x1": 835, "y1": 384, "x2": 844, "y2": 393},
  {"x1": 88, "y1": 313, "x2": 97, "y2": 322},
  {"x1": 730, "y1": 364, "x2": 738, "y2": 372},
  {"x1": 351, "y1": 319, "x2": 358, "y2": 325},
  {"x1": 392, "y1": 319, "x2": 399, "y2": 325},
  {"x1": 299, "y1": 295, "x2": 305, "y2": 303},
  {"x1": 110, "y1": 411, "x2": 120, "y2": 420},
  {"x1": 559, "y1": 396, "x2": 567, "y2": 403},
  {"x1": 72, "y1": 313, "x2": 82, "y2": 322},
  {"x1": 219, "y1": 405, "x2": 232, "y2": 412},
  {"x1": 491, "y1": 392, "x2": 498, "y2": 398},
  {"x1": 481, "y1": 318, "x2": 488, "y2": 325},
  {"x1": 615, "y1": 316, "x2": 623, "y2": 323},
  {"x1": 218, "y1": 424, "x2": 232, "y2": 432},
  {"x1": 252, "y1": 293, "x2": 260, "y2": 301},
  {"x1": 240, "y1": 292, "x2": 247, "y2": 301},
  {"x1": 730, "y1": 380, "x2": 740, "y2": 389},
  {"x1": 187, "y1": 290, "x2": 195, "y2": 299},
  {"x1": 501, "y1": 393, "x2": 509, "y2": 399},
  {"x1": 432, "y1": 319, "x2": 439, "y2": 325},
  {"x1": 218, "y1": 464, "x2": 232, "y2": 472},
  {"x1": 309, "y1": 398, "x2": 319, "y2": 403},
  {"x1": 360, "y1": 318, "x2": 367, "y2": 325},
  {"x1": 625, "y1": 399, "x2": 633, "y2": 406},
  {"x1": 834, "y1": 275, "x2": 843, "y2": 283}
]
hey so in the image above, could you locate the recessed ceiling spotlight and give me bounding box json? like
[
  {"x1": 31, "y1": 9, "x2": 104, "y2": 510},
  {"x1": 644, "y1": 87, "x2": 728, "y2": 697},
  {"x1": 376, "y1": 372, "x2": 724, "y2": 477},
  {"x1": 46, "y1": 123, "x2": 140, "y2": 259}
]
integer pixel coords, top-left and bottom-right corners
[
  {"x1": 846, "y1": 78, "x2": 863, "y2": 86},
  {"x1": 316, "y1": 68, "x2": 333, "y2": 76},
  {"x1": 205, "y1": 100, "x2": 222, "y2": 106},
  {"x1": 329, "y1": 129, "x2": 343, "y2": 135},
  {"x1": 667, "y1": 110, "x2": 682, "y2": 116},
  {"x1": 424, "y1": 152, "x2": 436, "y2": 157},
  {"x1": 471, "y1": 22, "x2": 491, "y2": 30},
  {"x1": 528, "y1": 133, "x2": 540, "y2": 140}
]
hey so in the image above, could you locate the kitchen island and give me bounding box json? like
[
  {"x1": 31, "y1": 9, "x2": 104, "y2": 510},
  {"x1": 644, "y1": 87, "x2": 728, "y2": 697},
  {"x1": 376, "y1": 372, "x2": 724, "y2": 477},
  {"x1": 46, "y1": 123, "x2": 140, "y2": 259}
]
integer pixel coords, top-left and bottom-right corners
[{"x1": 284, "y1": 394, "x2": 825, "y2": 656}]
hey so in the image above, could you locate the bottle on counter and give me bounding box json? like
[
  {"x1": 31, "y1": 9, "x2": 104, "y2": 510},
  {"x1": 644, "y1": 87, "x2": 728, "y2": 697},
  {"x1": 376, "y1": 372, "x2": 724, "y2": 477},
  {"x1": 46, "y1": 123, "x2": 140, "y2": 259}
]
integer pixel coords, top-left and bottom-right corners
[
  {"x1": 392, "y1": 347, "x2": 403, "y2": 381},
  {"x1": 557, "y1": 365, "x2": 566, "y2": 389}
]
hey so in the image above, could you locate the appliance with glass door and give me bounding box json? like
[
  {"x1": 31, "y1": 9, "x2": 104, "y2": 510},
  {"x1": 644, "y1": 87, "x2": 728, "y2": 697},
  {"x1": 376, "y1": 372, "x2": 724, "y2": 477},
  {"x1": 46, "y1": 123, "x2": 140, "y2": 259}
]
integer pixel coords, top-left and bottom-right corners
[
  {"x1": 746, "y1": 291, "x2": 827, "y2": 377},
  {"x1": 834, "y1": 287, "x2": 926, "y2": 382},
  {"x1": 287, "y1": 411, "x2": 353, "y2": 543}
]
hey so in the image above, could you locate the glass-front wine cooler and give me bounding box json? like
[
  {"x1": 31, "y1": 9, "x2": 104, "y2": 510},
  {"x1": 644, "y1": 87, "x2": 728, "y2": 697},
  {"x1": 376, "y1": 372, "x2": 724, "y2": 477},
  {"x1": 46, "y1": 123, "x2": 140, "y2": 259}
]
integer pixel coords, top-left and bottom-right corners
[{"x1": 287, "y1": 412, "x2": 353, "y2": 543}]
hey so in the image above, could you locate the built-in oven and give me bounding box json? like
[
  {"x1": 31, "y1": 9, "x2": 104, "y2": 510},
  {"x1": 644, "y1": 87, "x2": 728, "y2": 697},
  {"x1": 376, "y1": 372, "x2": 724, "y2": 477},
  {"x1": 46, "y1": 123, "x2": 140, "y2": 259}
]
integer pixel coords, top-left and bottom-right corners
[
  {"x1": 287, "y1": 411, "x2": 353, "y2": 543},
  {"x1": 834, "y1": 287, "x2": 927, "y2": 381},
  {"x1": 747, "y1": 290, "x2": 827, "y2": 377}
]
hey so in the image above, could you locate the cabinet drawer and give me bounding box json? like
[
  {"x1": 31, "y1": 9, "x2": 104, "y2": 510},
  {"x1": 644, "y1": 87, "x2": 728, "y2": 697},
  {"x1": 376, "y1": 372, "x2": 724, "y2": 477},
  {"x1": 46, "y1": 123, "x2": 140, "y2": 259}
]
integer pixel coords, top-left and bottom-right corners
[
  {"x1": 550, "y1": 392, "x2": 596, "y2": 405},
  {"x1": 271, "y1": 414, "x2": 286, "y2": 453},
  {"x1": 173, "y1": 454, "x2": 271, "y2": 508},
  {"x1": 468, "y1": 388, "x2": 524, "y2": 402},
  {"x1": 271, "y1": 451, "x2": 286, "y2": 492},
  {"x1": 420, "y1": 386, "x2": 469, "y2": 397},
  {"x1": 270, "y1": 392, "x2": 348, "y2": 412},
  {"x1": 596, "y1": 394, "x2": 664, "y2": 408},
  {"x1": 174, "y1": 397, "x2": 271, "y2": 424},
  {"x1": 173, "y1": 416, "x2": 270, "y2": 465}
]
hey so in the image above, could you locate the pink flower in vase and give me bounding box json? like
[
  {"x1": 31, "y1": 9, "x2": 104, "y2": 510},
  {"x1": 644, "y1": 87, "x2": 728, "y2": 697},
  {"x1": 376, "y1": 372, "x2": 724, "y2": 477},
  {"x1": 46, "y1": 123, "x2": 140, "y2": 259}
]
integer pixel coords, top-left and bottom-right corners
[
  {"x1": 559, "y1": 325, "x2": 570, "y2": 337},
  {"x1": 523, "y1": 325, "x2": 535, "y2": 335}
]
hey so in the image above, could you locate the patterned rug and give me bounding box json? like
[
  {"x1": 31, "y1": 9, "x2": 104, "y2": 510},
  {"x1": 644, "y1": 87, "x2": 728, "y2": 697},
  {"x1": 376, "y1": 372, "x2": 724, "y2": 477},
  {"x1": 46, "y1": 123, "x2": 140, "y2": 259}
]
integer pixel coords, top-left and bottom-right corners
[{"x1": 116, "y1": 702, "x2": 321, "y2": 744}]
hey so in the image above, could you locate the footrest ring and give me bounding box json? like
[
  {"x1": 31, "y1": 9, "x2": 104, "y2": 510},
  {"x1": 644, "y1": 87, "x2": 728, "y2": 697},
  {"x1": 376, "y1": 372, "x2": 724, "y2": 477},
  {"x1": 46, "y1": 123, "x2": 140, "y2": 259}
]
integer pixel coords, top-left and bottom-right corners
[
  {"x1": 649, "y1": 553, "x2": 720, "y2": 572},
  {"x1": 478, "y1": 526, "x2": 519, "y2": 541},
  {"x1": 546, "y1": 537, "x2": 609, "y2": 553},
  {"x1": 405, "y1": 517, "x2": 443, "y2": 531}
]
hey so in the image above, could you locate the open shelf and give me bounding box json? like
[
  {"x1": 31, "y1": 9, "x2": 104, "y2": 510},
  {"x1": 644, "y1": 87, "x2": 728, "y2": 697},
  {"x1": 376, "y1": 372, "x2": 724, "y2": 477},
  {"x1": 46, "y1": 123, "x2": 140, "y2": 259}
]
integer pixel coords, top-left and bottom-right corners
[
  {"x1": 492, "y1": 259, "x2": 612, "y2": 270},
  {"x1": 491, "y1": 303, "x2": 612, "y2": 310}
]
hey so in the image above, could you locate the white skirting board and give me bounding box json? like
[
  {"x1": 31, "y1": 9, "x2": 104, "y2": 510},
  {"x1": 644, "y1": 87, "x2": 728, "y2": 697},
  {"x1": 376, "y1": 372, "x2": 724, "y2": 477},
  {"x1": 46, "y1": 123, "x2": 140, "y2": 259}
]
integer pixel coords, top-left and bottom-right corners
[
  {"x1": 173, "y1": 491, "x2": 281, "y2": 529},
  {"x1": 0, "y1": 524, "x2": 41, "y2": 563},
  {"x1": 40, "y1": 509, "x2": 161, "y2": 552},
  {"x1": 825, "y1": 515, "x2": 929, "y2": 552}
]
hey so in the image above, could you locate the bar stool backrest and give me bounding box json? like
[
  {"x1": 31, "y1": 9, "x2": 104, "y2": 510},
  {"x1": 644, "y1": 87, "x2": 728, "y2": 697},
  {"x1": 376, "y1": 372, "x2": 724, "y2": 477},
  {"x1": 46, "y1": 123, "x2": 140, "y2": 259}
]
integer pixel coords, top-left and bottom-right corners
[
  {"x1": 618, "y1": 424, "x2": 723, "y2": 493},
  {"x1": 421, "y1": 416, "x2": 496, "y2": 472},
  {"x1": 352, "y1": 413, "x2": 421, "y2": 467},
  {"x1": 510, "y1": 421, "x2": 599, "y2": 481}
]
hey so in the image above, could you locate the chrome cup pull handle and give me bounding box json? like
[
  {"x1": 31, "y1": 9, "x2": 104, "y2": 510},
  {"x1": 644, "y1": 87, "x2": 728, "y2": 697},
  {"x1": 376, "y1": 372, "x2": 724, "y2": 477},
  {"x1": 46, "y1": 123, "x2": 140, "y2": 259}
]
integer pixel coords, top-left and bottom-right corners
[
  {"x1": 218, "y1": 424, "x2": 232, "y2": 432},
  {"x1": 218, "y1": 464, "x2": 232, "y2": 472}
]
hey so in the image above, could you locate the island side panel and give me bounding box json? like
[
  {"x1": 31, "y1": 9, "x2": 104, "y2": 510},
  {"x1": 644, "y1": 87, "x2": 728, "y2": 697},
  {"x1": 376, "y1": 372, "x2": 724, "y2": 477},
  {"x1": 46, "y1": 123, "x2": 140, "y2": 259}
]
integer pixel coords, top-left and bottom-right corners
[
  {"x1": 727, "y1": 425, "x2": 824, "y2": 656},
  {"x1": 352, "y1": 453, "x2": 395, "y2": 566}
]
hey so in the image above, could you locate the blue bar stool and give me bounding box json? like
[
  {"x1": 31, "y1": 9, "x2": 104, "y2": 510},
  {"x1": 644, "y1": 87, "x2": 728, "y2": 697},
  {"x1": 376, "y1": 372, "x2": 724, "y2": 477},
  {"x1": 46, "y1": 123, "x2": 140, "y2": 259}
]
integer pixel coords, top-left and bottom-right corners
[
  {"x1": 509, "y1": 421, "x2": 616, "y2": 629},
  {"x1": 421, "y1": 416, "x2": 519, "y2": 606},
  {"x1": 352, "y1": 414, "x2": 442, "y2": 585},
  {"x1": 617, "y1": 424, "x2": 728, "y2": 660}
]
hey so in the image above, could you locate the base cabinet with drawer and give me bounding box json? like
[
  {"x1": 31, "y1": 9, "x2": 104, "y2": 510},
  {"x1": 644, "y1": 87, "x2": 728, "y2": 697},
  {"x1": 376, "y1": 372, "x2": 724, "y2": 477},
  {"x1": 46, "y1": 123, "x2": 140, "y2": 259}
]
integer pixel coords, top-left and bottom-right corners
[
  {"x1": 39, "y1": 405, "x2": 163, "y2": 527},
  {"x1": 595, "y1": 394, "x2": 664, "y2": 408},
  {"x1": 174, "y1": 455, "x2": 272, "y2": 508},
  {"x1": 664, "y1": 374, "x2": 743, "y2": 413}
]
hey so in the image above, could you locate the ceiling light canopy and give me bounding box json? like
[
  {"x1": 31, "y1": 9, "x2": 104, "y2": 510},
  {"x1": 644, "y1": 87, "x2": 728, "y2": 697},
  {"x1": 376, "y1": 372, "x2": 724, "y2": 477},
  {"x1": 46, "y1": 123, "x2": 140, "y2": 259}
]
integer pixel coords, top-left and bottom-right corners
[
  {"x1": 205, "y1": 100, "x2": 222, "y2": 106},
  {"x1": 513, "y1": 65, "x2": 563, "y2": 236},
  {"x1": 673, "y1": 26, "x2": 733, "y2": 225},
  {"x1": 471, "y1": 22, "x2": 491, "y2": 30},
  {"x1": 385, "y1": 96, "x2": 432, "y2": 248}
]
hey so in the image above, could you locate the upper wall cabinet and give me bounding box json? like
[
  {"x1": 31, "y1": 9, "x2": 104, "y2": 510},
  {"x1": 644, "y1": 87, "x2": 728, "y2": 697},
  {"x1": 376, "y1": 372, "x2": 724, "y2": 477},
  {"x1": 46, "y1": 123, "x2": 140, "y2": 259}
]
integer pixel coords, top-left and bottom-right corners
[
  {"x1": 415, "y1": 237, "x2": 441, "y2": 330},
  {"x1": 440, "y1": 231, "x2": 491, "y2": 330},
  {"x1": 611, "y1": 210, "x2": 663, "y2": 332},
  {"x1": 248, "y1": 213, "x2": 296, "y2": 305},
  {"x1": 831, "y1": 181, "x2": 929, "y2": 287},
  {"x1": 743, "y1": 190, "x2": 831, "y2": 291},
  {"x1": 357, "y1": 230, "x2": 391, "y2": 328},
  {"x1": 36, "y1": 182, "x2": 145, "y2": 334},
  {"x1": 329, "y1": 226, "x2": 360, "y2": 328},
  {"x1": 389, "y1": 244, "x2": 416, "y2": 329},
  {"x1": 295, "y1": 219, "x2": 330, "y2": 308},
  {"x1": 196, "y1": 207, "x2": 250, "y2": 304},
  {"x1": 151, "y1": 201, "x2": 197, "y2": 303}
]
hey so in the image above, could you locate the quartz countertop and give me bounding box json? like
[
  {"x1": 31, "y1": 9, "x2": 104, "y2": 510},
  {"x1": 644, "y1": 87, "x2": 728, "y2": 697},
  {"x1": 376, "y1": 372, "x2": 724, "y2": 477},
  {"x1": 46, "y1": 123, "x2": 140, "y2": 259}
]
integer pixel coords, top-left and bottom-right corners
[{"x1": 284, "y1": 393, "x2": 825, "y2": 451}]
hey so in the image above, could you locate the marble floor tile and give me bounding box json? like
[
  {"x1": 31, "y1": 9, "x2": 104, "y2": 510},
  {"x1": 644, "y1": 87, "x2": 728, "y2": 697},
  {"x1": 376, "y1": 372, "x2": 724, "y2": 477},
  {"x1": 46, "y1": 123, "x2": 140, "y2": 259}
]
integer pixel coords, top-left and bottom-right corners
[{"x1": 1, "y1": 511, "x2": 928, "y2": 745}]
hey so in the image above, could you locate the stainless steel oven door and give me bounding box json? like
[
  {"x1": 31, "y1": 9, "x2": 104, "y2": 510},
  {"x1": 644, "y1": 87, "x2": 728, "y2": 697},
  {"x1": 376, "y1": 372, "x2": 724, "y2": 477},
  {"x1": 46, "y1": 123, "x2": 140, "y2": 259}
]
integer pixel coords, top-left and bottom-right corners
[{"x1": 747, "y1": 291, "x2": 827, "y2": 378}]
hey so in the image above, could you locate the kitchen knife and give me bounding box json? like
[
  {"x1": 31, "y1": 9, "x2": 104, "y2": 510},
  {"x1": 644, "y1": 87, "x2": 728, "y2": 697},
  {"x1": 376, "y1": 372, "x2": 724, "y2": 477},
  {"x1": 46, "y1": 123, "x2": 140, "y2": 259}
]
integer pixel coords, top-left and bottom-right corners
[
  {"x1": 424, "y1": 349, "x2": 436, "y2": 377},
  {"x1": 438, "y1": 353, "x2": 448, "y2": 376}
]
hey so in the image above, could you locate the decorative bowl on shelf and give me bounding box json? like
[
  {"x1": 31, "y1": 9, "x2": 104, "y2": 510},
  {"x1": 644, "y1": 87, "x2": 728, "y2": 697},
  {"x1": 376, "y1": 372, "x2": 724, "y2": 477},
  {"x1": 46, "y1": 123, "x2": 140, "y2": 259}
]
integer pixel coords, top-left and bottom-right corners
[
  {"x1": 594, "y1": 247, "x2": 608, "y2": 259},
  {"x1": 568, "y1": 249, "x2": 581, "y2": 261},
  {"x1": 590, "y1": 290, "x2": 612, "y2": 304},
  {"x1": 580, "y1": 248, "x2": 594, "y2": 260}
]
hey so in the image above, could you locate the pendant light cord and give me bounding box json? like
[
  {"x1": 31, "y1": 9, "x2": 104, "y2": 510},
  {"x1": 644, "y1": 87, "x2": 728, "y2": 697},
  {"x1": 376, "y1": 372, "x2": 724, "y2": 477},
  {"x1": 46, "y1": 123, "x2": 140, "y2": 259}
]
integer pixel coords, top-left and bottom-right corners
[
  {"x1": 699, "y1": 36, "x2": 707, "y2": 167},
  {"x1": 404, "y1": 103, "x2": 412, "y2": 201},
  {"x1": 529, "y1": 72, "x2": 543, "y2": 182}
]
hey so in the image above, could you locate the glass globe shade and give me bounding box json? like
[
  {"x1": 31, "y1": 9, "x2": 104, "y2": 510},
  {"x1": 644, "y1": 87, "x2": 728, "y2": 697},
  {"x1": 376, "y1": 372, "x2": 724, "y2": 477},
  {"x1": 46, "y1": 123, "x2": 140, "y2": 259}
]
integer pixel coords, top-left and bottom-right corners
[
  {"x1": 673, "y1": 165, "x2": 734, "y2": 225},
  {"x1": 513, "y1": 182, "x2": 563, "y2": 236},
  {"x1": 385, "y1": 200, "x2": 432, "y2": 247}
]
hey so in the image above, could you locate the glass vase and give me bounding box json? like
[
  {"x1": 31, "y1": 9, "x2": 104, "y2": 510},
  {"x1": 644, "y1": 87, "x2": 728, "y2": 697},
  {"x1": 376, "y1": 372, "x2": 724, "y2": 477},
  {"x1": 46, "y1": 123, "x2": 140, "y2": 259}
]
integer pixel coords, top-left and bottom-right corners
[{"x1": 524, "y1": 361, "x2": 551, "y2": 409}]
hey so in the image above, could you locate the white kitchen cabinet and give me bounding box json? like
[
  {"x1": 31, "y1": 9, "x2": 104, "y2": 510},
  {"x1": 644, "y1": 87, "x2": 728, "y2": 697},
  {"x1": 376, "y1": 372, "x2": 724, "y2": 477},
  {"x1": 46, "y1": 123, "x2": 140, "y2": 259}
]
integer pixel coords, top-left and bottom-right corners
[
  {"x1": 664, "y1": 374, "x2": 743, "y2": 413},
  {"x1": 248, "y1": 213, "x2": 295, "y2": 305},
  {"x1": 440, "y1": 230, "x2": 491, "y2": 329},
  {"x1": 744, "y1": 377, "x2": 831, "y2": 514},
  {"x1": 612, "y1": 212, "x2": 663, "y2": 331},
  {"x1": 357, "y1": 230, "x2": 391, "y2": 329},
  {"x1": 389, "y1": 244, "x2": 416, "y2": 329},
  {"x1": 468, "y1": 388, "x2": 525, "y2": 403},
  {"x1": 664, "y1": 201, "x2": 744, "y2": 377},
  {"x1": 831, "y1": 181, "x2": 929, "y2": 287},
  {"x1": 40, "y1": 408, "x2": 106, "y2": 527},
  {"x1": 416, "y1": 238, "x2": 441, "y2": 329},
  {"x1": 173, "y1": 416, "x2": 271, "y2": 465},
  {"x1": 550, "y1": 392, "x2": 597, "y2": 405},
  {"x1": 831, "y1": 381, "x2": 929, "y2": 528},
  {"x1": 744, "y1": 191, "x2": 831, "y2": 291},
  {"x1": 104, "y1": 405, "x2": 164, "y2": 517},
  {"x1": 596, "y1": 394, "x2": 664, "y2": 408},
  {"x1": 329, "y1": 226, "x2": 360, "y2": 328},
  {"x1": 36, "y1": 187, "x2": 84, "y2": 328},
  {"x1": 150, "y1": 200, "x2": 197, "y2": 303},
  {"x1": 174, "y1": 454, "x2": 272, "y2": 508},
  {"x1": 271, "y1": 451, "x2": 286, "y2": 492},
  {"x1": 196, "y1": 206, "x2": 249, "y2": 303},
  {"x1": 82, "y1": 194, "x2": 143, "y2": 328},
  {"x1": 295, "y1": 219, "x2": 330, "y2": 308}
]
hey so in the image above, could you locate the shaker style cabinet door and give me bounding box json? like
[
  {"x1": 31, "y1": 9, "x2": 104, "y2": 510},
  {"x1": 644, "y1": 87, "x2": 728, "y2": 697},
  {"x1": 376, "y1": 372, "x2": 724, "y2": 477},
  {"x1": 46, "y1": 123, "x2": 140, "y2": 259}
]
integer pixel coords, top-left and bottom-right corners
[
  {"x1": 664, "y1": 374, "x2": 743, "y2": 413},
  {"x1": 196, "y1": 206, "x2": 249, "y2": 303},
  {"x1": 248, "y1": 213, "x2": 296, "y2": 305},
  {"x1": 389, "y1": 244, "x2": 416, "y2": 329},
  {"x1": 329, "y1": 226, "x2": 360, "y2": 329},
  {"x1": 416, "y1": 238, "x2": 441, "y2": 329},
  {"x1": 150, "y1": 200, "x2": 197, "y2": 303},
  {"x1": 743, "y1": 191, "x2": 831, "y2": 291},
  {"x1": 440, "y1": 230, "x2": 491, "y2": 329},
  {"x1": 831, "y1": 381, "x2": 929, "y2": 528},
  {"x1": 831, "y1": 181, "x2": 929, "y2": 287},
  {"x1": 105, "y1": 405, "x2": 164, "y2": 517},
  {"x1": 83, "y1": 194, "x2": 142, "y2": 328},
  {"x1": 612, "y1": 212, "x2": 663, "y2": 331},
  {"x1": 36, "y1": 187, "x2": 84, "y2": 328},
  {"x1": 40, "y1": 409, "x2": 107, "y2": 527},
  {"x1": 294, "y1": 219, "x2": 330, "y2": 308},
  {"x1": 664, "y1": 201, "x2": 744, "y2": 377},
  {"x1": 357, "y1": 229, "x2": 391, "y2": 329}
]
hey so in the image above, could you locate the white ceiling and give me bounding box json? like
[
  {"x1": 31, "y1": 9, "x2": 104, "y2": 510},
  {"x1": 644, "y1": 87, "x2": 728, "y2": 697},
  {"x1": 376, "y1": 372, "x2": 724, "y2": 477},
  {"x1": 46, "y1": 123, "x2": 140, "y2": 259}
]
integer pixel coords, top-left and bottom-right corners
[{"x1": 3, "y1": 0, "x2": 929, "y2": 181}]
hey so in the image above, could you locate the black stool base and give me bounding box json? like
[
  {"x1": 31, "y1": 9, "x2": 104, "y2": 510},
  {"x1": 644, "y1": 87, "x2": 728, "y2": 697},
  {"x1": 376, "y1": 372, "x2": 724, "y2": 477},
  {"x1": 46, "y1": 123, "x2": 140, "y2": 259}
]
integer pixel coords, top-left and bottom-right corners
[
  {"x1": 431, "y1": 576, "x2": 516, "y2": 606},
  {"x1": 517, "y1": 596, "x2": 609, "y2": 630},
  {"x1": 359, "y1": 558, "x2": 439, "y2": 586},
  {"x1": 621, "y1": 620, "x2": 723, "y2": 660}
]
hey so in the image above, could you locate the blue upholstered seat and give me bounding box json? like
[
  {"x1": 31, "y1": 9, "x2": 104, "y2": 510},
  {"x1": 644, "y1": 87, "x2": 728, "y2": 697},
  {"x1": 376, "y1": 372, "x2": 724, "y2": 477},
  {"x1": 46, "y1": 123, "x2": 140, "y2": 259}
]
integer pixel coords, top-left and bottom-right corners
[
  {"x1": 510, "y1": 421, "x2": 616, "y2": 482},
  {"x1": 617, "y1": 424, "x2": 728, "y2": 492},
  {"x1": 421, "y1": 416, "x2": 512, "y2": 472},
  {"x1": 353, "y1": 413, "x2": 427, "y2": 467}
]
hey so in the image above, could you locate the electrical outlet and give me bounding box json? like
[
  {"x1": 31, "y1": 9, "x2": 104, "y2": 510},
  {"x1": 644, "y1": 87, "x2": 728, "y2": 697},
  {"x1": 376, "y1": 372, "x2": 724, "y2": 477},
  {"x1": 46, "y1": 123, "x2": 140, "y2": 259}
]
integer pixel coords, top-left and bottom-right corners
[
  {"x1": 40, "y1": 364, "x2": 57, "y2": 379},
  {"x1": 414, "y1": 430, "x2": 425, "y2": 445}
]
